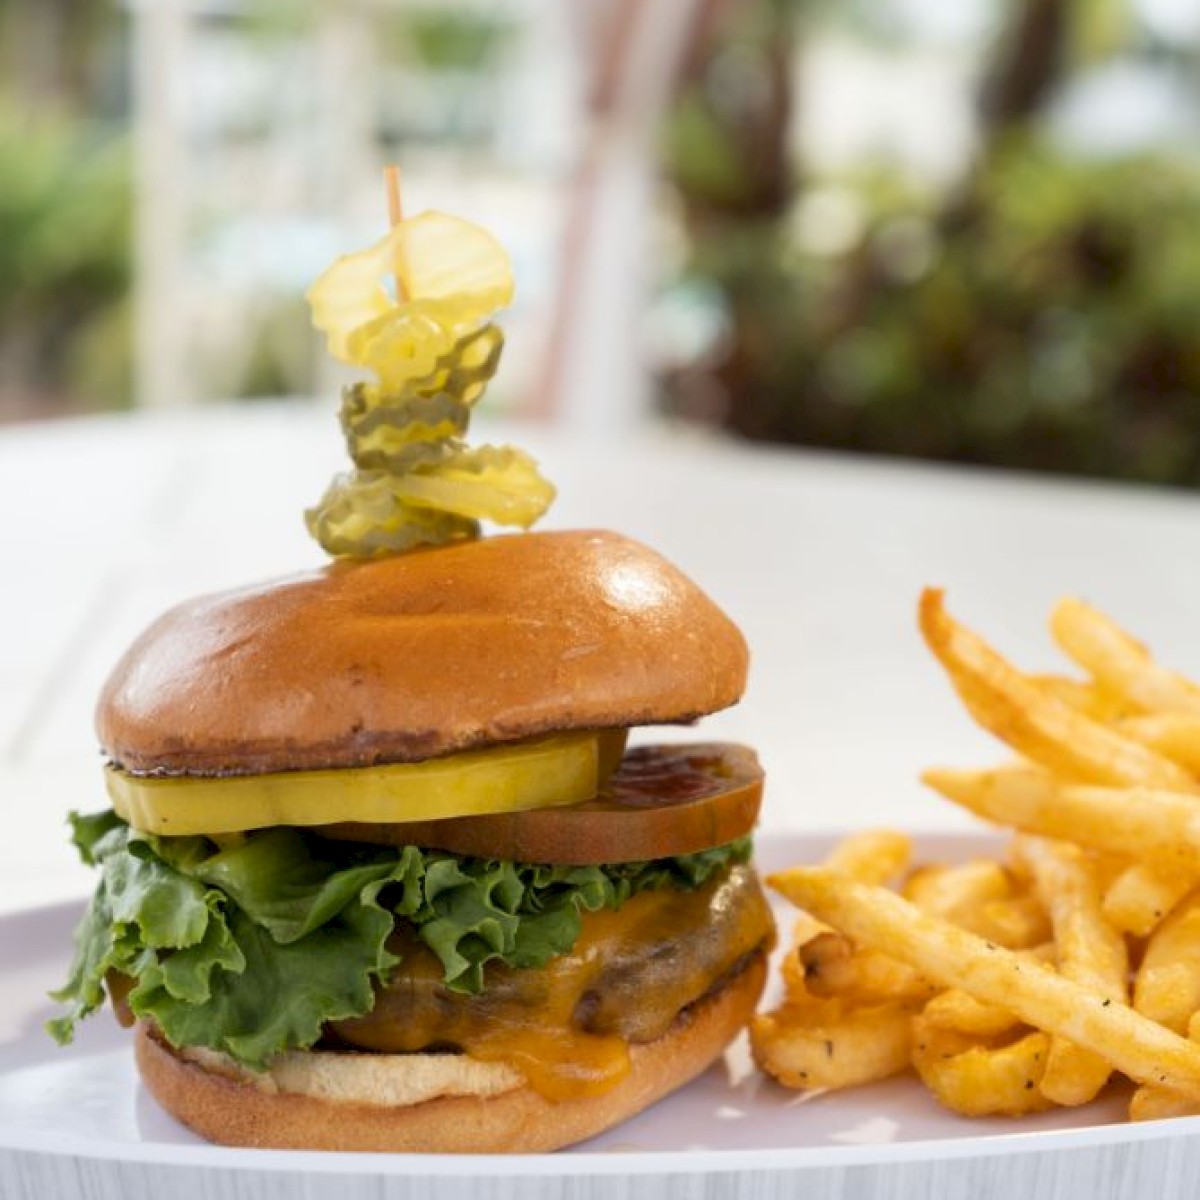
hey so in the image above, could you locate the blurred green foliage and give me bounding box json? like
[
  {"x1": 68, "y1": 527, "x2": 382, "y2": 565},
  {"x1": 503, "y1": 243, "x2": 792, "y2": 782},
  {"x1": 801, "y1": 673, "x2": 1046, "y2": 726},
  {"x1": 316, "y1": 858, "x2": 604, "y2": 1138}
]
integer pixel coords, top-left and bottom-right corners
[
  {"x1": 680, "y1": 141, "x2": 1200, "y2": 483},
  {"x1": 0, "y1": 103, "x2": 131, "y2": 415},
  {"x1": 398, "y1": 7, "x2": 514, "y2": 71},
  {"x1": 661, "y1": 0, "x2": 1200, "y2": 486}
]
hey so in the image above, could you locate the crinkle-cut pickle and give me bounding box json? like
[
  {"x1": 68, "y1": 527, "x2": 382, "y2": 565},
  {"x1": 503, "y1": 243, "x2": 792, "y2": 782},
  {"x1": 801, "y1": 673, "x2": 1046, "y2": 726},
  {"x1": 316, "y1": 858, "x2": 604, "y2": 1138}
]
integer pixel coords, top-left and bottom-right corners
[
  {"x1": 306, "y1": 211, "x2": 514, "y2": 380},
  {"x1": 306, "y1": 445, "x2": 555, "y2": 560},
  {"x1": 107, "y1": 730, "x2": 629, "y2": 837}
]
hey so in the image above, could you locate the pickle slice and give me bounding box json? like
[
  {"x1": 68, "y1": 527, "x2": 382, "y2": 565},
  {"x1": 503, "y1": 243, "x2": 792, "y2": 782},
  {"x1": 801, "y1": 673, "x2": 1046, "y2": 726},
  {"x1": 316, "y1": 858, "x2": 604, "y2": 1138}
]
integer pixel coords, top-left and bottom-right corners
[
  {"x1": 341, "y1": 387, "x2": 470, "y2": 474},
  {"x1": 306, "y1": 443, "x2": 555, "y2": 559},
  {"x1": 305, "y1": 470, "x2": 481, "y2": 558},
  {"x1": 108, "y1": 731, "x2": 630, "y2": 837},
  {"x1": 306, "y1": 212, "x2": 513, "y2": 382},
  {"x1": 397, "y1": 445, "x2": 557, "y2": 527}
]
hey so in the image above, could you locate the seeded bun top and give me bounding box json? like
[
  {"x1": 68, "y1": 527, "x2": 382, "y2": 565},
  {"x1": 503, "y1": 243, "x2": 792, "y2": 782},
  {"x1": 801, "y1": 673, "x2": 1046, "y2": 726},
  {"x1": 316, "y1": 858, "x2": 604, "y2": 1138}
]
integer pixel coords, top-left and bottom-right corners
[{"x1": 97, "y1": 529, "x2": 749, "y2": 776}]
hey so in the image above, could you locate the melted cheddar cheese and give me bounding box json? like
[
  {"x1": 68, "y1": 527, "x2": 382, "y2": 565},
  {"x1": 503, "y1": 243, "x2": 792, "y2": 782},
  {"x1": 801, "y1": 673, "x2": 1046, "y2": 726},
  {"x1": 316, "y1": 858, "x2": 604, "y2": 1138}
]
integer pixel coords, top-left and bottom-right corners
[{"x1": 331, "y1": 864, "x2": 774, "y2": 1100}]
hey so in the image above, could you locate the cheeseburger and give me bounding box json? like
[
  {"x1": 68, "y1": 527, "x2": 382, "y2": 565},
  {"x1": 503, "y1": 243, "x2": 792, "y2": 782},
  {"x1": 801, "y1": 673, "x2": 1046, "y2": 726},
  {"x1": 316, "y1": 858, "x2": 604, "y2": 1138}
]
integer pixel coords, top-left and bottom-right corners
[
  {"x1": 49, "y1": 199, "x2": 773, "y2": 1152},
  {"x1": 50, "y1": 529, "x2": 773, "y2": 1152}
]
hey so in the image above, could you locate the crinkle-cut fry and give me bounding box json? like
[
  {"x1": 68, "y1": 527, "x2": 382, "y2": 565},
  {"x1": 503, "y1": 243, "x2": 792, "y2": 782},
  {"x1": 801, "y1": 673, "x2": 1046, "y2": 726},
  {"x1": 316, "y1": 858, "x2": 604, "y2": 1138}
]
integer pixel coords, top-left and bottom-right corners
[
  {"x1": 919, "y1": 590, "x2": 1196, "y2": 791},
  {"x1": 1121, "y1": 713, "x2": 1200, "y2": 778},
  {"x1": 750, "y1": 997, "x2": 917, "y2": 1092},
  {"x1": 1030, "y1": 674, "x2": 1130, "y2": 722},
  {"x1": 799, "y1": 933, "x2": 938, "y2": 1003},
  {"x1": 923, "y1": 766, "x2": 1200, "y2": 876},
  {"x1": 1050, "y1": 597, "x2": 1200, "y2": 716},
  {"x1": 912, "y1": 1023, "x2": 1054, "y2": 1117},
  {"x1": 1135, "y1": 890, "x2": 1200, "y2": 1034},
  {"x1": 1103, "y1": 861, "x2": 1196, "y2": 936},
  {"x1": 824, "y1": 830, "x2": 912, "y2": 885},
  {"x1": 768, "y1": 867, "x2": 1200, "y2": 1097},
  {"x1": 1013, "y1": 835, "x2": 1128, "y2": 1105}
]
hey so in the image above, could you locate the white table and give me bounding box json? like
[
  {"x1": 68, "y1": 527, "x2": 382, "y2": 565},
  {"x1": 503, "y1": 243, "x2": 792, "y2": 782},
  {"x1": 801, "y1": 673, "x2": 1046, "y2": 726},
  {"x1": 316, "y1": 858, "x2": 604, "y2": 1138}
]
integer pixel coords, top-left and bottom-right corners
[{"x1": 6, "y1": 404, "x2": 1200, "y2": 915}]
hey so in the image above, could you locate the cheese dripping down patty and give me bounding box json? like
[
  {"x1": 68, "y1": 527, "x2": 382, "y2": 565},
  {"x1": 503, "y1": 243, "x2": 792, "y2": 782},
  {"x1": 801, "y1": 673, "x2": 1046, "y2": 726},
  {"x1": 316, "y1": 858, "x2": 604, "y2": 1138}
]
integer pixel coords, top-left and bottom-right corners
[{"x1": 329, "y1": 864, "x2": 774, "y2": 1101}]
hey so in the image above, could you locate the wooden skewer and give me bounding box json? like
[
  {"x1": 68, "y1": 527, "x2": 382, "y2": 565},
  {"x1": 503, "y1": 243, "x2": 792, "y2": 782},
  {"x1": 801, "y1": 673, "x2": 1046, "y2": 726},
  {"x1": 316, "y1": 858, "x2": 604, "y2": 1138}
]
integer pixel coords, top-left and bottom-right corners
[
  {"x1": 384, "y1": 164, "x2": 404, "y2": 226},
  {"x1": 384, "y1": 164, "x2": 407, "y2": 302}
]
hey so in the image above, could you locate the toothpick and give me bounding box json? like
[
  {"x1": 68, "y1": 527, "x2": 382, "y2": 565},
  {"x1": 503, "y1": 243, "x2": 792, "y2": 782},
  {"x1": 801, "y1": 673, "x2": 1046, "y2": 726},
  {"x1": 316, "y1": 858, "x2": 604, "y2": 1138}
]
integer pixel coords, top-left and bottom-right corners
[
  {"x1": 384, "y1": 164, "x2": 404, "y2": 226},
  {"x1": 384, "y1": 164, "x2": 406, "y2": 302}
]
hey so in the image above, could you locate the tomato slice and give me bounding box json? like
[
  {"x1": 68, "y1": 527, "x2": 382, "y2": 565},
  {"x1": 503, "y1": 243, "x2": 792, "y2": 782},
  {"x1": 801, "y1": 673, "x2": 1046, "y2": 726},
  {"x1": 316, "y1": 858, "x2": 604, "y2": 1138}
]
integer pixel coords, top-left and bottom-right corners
[{"x1": 316, "y1": 742, "x2": 763, "y2": 864}]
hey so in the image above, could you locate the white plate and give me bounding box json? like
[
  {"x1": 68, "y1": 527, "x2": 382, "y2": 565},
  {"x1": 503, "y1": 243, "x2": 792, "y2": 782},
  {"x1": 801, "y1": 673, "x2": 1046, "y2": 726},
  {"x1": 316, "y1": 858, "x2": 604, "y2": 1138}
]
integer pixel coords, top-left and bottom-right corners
[{"x1": 3, "y1": 832, "x2": 1200, "y2": 1200}]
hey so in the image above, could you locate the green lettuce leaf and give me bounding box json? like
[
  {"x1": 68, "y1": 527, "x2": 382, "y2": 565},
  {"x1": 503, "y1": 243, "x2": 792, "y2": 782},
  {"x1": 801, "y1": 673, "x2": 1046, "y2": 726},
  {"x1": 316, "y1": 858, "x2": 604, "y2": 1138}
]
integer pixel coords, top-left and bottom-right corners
[{"x1": 49, "y1": 811, "x2": 750, "y2": 1069}]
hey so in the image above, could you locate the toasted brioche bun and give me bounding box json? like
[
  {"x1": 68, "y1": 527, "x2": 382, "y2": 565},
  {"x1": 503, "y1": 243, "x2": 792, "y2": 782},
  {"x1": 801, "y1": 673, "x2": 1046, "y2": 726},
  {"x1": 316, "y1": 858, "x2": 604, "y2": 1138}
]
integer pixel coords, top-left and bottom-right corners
[
  {"x1": 134, "y1": 952, "x2": 766, "y2": 1153},
  {"x1": 99, "y1": 530, "x2": 748, "y2": 776}
]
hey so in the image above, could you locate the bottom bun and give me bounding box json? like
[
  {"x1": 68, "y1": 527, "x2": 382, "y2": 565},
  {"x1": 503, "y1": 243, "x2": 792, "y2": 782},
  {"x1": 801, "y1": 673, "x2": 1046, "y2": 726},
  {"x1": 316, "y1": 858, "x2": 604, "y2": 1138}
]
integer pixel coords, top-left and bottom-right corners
[{"x1": 135, "y1": 952, "x2": 767, "y2": 1153}]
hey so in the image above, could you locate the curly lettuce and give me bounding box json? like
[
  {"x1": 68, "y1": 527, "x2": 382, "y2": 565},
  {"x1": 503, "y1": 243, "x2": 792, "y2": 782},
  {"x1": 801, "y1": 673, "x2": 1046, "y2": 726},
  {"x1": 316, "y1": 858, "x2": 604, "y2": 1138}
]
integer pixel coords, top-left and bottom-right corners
[{"x1": 49, "y1": 811, "x2": 750, "y2": 1069}]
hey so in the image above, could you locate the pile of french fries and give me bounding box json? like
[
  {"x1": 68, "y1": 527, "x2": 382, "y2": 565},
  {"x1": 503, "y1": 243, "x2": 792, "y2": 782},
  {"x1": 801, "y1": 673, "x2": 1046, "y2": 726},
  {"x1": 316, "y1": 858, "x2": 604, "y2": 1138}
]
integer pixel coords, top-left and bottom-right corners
[{"x1": 753, "y1": 589, "x2": 1200, "y2": 1120}]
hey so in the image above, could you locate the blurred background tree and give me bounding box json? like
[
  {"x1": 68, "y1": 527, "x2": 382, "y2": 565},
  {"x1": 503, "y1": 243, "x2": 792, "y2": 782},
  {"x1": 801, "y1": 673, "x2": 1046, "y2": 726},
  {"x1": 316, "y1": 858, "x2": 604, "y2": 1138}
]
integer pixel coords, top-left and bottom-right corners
[
  {"x1": 5, "y1": 0, "x2": 1200, "y2": 490},
  {"x1": 0, "y1": 0, "x2": 131, "y2": 420},
  {"x1": 659, "y1": 0, "x2": 1200, "y2": 485}
]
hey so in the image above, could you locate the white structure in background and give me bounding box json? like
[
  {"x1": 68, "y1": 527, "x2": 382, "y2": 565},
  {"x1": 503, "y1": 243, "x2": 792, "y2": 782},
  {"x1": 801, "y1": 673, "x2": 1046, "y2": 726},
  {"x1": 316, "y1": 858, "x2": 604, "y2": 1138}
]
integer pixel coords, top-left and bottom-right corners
[{"x1": 128, "y1": 0, "x2": 705, "y2": 441}]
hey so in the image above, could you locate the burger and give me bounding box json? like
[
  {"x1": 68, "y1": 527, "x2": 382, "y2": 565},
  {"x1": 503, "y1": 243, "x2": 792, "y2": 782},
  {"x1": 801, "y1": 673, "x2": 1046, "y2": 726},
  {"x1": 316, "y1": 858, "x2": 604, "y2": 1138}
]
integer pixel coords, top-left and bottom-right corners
[{"x1": 50, "y1": 527, "x2": 773, "y2": 1153}]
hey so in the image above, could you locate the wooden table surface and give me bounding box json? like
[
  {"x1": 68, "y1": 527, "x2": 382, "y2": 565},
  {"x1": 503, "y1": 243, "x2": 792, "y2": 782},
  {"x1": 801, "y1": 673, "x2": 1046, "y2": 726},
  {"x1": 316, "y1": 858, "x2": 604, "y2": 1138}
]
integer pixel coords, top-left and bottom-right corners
[{"x1": 5, "y1": 403, "x2": 1200, "y2": 915}]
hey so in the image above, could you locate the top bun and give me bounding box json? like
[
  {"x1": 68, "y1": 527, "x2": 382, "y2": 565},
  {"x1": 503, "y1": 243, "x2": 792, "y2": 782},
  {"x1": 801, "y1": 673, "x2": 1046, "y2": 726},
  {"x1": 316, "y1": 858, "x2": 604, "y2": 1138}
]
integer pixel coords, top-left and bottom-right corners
[{"x1": 98, "y1": 530, "x2": 748, "y2": 776}]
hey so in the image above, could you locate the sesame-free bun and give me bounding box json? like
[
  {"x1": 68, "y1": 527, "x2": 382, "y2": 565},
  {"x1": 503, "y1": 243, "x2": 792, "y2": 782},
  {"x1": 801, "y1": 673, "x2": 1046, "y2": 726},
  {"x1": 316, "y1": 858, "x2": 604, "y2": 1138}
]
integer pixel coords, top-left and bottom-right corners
[
  {"x1": 98, "y1": 530, "x2": 748, "y2": 776},
  {"x1": 134, "y1": 952, "x2": 766, "y2": 1153}
]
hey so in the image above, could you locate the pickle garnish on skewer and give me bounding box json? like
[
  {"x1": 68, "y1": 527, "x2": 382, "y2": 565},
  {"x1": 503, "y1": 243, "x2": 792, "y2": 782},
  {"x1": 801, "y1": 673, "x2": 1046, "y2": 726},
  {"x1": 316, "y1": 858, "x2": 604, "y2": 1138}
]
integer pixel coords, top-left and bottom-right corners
[
  {"x1": 305, "y1": 197, "x2": 554, "y2": 559},
  {"x1": 342, "y1": 389, "x2": 472, "y2": 475},
  {"x1": 307, "y1": 212, "x2": 513, "y2": 382},
  {"x1": 306, "y1": 473, "x2": 480, "y2": 558},
  {"x1": 391, "y1": 445, "x2": 557, "y2": 526}
]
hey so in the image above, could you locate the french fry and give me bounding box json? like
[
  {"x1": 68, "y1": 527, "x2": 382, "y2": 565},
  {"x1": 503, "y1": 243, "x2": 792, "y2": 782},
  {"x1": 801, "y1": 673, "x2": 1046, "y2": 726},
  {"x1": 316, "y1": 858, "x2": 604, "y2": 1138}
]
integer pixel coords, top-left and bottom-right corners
[
  {"x1": 923, "y1": 766, "x2": 1200, "y2": 875},
  {"x1": 760, "y1": 591, "x2": 1200, "y2": 1124},
  {"x1": 1103, "y1": 862, "x2": 1196, "y2": 936},
  {"x1": 780, "y1": 947, "x2": 810, "y2": 1001},
  {"x1": 912, "y1": 1022, "x2": 1053, "y2": 1117},
  {"x1": 917, "y1": 946, "x2": 1057, "y2": 1041},
  {"x1": 1131, "y1": 1013, "x2": 1200, "y2": 1121},
  {"x1": 799, "y1": 932, "x2": 937, "y2": 1003},
  {"x1": 1135, "y1": 890, "x2": 1200, "y2": 1034},
  {"x1": 1079, "y1": 850, "x2": 1129, "y2": 894},
  {"x1": 750, "y1": 998, "x2": 917, "y2": 1091},
  {"x1": 1129, "y1": 1085, "x2": 1200, "y2": 1121},
  {"x1": 790, "y1": 911, "x2": 828, "y2": 945},
  {"x1": 904, "y1": 860, "x2": 1009, "y2": 917},
  {"x1": 1121, "y1": 713, "x2": 1200, "y2": 778},
  {"x1": 919, "y1": 590, "x2": 1195, "y2": 790},
  {"x1": 780, "y1": 913, "x2": 833, "y2": 999},
  {"x1": 825, "y1": 830, "x2": 912, "y2": 885},
  {"x1": 903, "y1": 860, "x2": 1048, "y2": 949},
  {"x1": 768, "y1": 867, "x2": 1200, "y2": 1098},
  {"x1": 974, "y1": 895, "x2": 1051, "y2": 950},
  {"x1": 920, "y1": 989, "x2": 1023, "y2": 1040},
  {"x1": 1031, "y1": 674, "x2": 1129, "y2": 722},
  {"x1": 1050, "y1": 597, "x2": 1200, "y2": 716},
  {"x1": 1013, "y1": 835, "x2": 1127, "y2": 1105},
  {"x1": 781, "y1": 837, "x2": 918, "y2": 1001}
]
